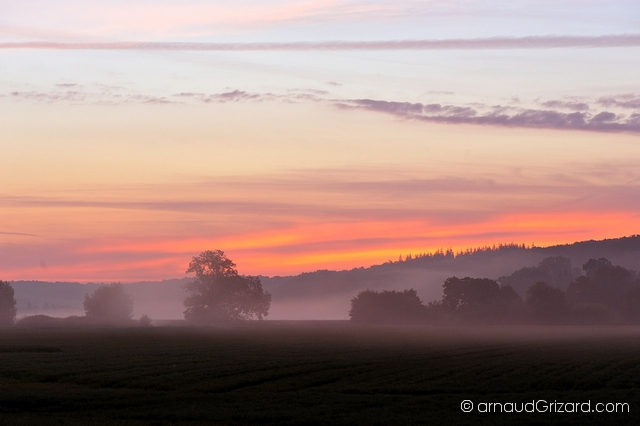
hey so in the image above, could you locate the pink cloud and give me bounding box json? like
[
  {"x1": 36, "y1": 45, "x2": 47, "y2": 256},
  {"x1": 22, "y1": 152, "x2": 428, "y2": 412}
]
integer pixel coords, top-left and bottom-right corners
[{"x1": 2, "y1": 0, "x2": 396, "y2": 39}]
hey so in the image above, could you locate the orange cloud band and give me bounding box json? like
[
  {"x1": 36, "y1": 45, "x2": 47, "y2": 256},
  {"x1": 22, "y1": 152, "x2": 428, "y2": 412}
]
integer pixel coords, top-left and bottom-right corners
[{"x1": 2, "y1": 210, "x2": 637, "y2": 282}]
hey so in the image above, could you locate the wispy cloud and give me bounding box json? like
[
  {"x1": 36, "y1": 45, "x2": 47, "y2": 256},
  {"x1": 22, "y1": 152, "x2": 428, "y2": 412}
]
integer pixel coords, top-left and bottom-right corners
[
  {"x1": 341, "y1": 99, "x2": 640, "y2": 133},
  {"x1": 597, "y1": 94, "x2": 640, "y2": 110},
  {"x1": 4, "y1": 84, "x2": 639, "y2": 133},
  {"x1": 4, "y1": 86, "x2": 322, "y2": 107},
  {"x1": 2, "y1": 34, "x2": 640, "y2": 51},
  {"x1": 0, "y1": 231, "x2": 37, "y2": 237},
  {"x1": 175, "y1": 90, "x2": 275, "y2": 103},
  {"x1": 7, "y1": 87, "x2": 178, "y2": 105},
  {"x1": 4, "y1": 165, "x2": 640, "y2": 220},
  {"x1": 539, "y1": 99, "x2": 590, "y2": 111},
  {"x1": 9, "y1": 90, "x2": 87, "y2": 103}
]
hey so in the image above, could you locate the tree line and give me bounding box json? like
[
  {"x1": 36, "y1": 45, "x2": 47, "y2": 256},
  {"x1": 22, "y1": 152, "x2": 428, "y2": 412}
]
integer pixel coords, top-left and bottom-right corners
[
  {"x1": 3, "y1": 252, "x2": 640, "y2": 327},
  {"x1": 1, "y1": 250, "x2": 271, "y2": 327},
  {"x1": 349, "y1": 257, "x2": 640, "y2": 325}
]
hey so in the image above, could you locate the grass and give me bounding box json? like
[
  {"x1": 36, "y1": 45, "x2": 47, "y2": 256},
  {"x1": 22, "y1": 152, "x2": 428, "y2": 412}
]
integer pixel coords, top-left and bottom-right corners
[{"x1": 0, "y1": 322, "x2": 638, "y2": 425}]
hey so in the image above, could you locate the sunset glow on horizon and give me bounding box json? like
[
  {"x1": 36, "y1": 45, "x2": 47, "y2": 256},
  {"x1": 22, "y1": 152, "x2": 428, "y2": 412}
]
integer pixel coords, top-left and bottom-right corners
[{"x1": 2, "y1": 1, "x2": 639, "y2": 282}]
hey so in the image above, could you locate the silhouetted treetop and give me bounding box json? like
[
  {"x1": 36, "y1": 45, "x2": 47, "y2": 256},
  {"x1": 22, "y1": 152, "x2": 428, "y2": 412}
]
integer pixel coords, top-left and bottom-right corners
[
  {"x1": 442, "y1": 277, "x2": 502, "y2": 310},
  {"x1": 498, "y1": 256, "x2": 577, "y2": 295},
  {"x1": 440, "y1": 277, "x2": 522, "y2": 324},
  {"x1": 566, "y1": 258, "x2": 639, "y2": 322},
  {"x1": 186, "y1": 249, "x2": 238, "y2": 279},
  {"x1": 349, "y1": 289, "x2": 425, "y2": 324},
  {"x1": 582, "y1": 258, "x2": 613, "y2": 277}
]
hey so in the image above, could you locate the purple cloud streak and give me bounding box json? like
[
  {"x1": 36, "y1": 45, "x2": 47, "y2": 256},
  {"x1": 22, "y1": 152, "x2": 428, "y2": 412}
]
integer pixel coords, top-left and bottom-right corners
[
  {"x1": 5, "y1": 85, "x2": 640, "y2": 133},
  {"x1": 598, "y1": 95, "x2": 640, "y2": 109},
  {"x1": 342, "y1": 99, "x2": 640, "y2": 133},
  {"x1": 2, "y1": 35, "x2": 640, "y2": 51},
  {"x1": 539, "y1": 100, "x2": 590, "y2": 111}
]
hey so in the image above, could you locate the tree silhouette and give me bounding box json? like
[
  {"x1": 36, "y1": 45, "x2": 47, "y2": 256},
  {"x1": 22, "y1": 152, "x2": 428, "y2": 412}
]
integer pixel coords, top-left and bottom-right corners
[
  {"x1": 566, "y1": 258, "x2": 639, "y2": 323},
  {"x1": 525, "y1": 282, "x2": 569, "y2": 324},
  {"x1": 623, "y1": 285, "x2": 640, "y2": 324},
  {"x1": 441, "y1": 277, "x2": 521, "y2": 323},
  {"x1": 0, "y1": 281, "x2": 17, "y2": 326},
  {"x1": 442, "y1": 277, "x2": 501, "y2": 311},
  {"x1": 83, "y1": 283, "x2": 134, "y2": 323},
  {"x1": 183, "y1": 250, "x2": 271, "y2": 323},
  {"x1": 567, "y1": 258, "x2": 634, "y2": 308},
  {"x1": 498, "y1": 256, "x2": 576, "y2": 295},
  {"x1": 349, "y1": 289, "x2": 425, "y2": 324}
]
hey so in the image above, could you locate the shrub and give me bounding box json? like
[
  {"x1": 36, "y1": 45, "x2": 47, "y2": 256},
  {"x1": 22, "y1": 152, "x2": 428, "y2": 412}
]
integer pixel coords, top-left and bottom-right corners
[
  {"x1": 84, "y1": 283, "x2": 134, "y2": 323},
  {"x1": 139, "y1": 314, "x2": 153, "y2": 327}
]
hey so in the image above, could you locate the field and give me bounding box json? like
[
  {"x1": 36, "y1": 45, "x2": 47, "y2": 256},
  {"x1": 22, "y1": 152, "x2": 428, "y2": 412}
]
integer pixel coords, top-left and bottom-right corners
[{"x1": 0, "y1": 322, "x2": 638, "y2": 425}]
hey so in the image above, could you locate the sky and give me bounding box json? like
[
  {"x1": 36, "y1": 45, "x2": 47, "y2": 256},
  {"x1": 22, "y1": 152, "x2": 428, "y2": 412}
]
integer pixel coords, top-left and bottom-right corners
[{"x1": 1, "y1": 0, "x2": 640, "y2": 282}]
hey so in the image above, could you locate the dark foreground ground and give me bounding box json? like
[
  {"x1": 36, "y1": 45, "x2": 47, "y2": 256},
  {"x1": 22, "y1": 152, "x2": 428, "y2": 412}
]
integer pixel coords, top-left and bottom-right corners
[{"x1": 0, "y1": 322, "x2": 638, "y2": 425}]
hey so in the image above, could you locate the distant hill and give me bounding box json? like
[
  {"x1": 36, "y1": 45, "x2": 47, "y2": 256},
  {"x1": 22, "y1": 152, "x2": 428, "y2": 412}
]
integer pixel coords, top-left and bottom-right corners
[
  {"x1": 8, "y1": 235, "x2": 640, "y2": 320},
  {"x1": 261, "y1": 235, "x2": 640, "y2": 318}
]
